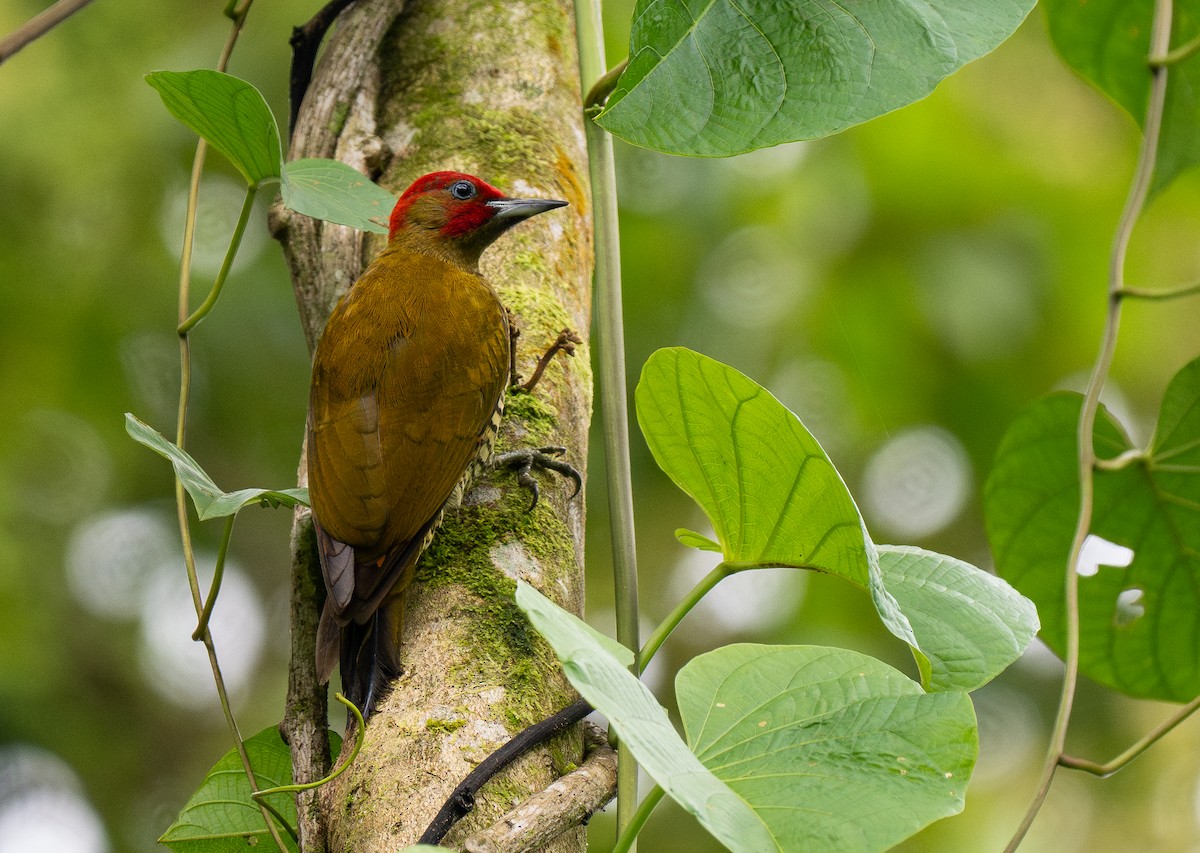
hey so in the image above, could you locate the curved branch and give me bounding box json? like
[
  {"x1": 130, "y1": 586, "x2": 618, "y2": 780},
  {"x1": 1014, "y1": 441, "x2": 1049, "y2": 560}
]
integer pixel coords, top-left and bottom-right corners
[{"x1": 0, "y1": 0, "x2": 94, "y2": 65}]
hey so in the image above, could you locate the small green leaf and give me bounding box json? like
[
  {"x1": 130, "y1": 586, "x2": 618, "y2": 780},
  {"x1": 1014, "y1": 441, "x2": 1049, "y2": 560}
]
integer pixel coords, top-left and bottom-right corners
[
  {"x1": 281, "y1": 158, "x2": 396, "y2": 234},
  {"x1": 878, "y1": 546, "x2": 1039, "y2": 692},
  {"x1": 126, "y1": 413, "x2": 308, "y2": 521},
  {"x1": 677, "y1": 644, "x2": 977, "y2": 852},
  {"x1": 147, "y1": 70, "x2": 282, "y2": 185},
  {"x1": 1043, "y1": 0, "x2": 1200, "y2": 194},
  {"x1": 674, "y1": 527, "x2": 722, "y2": 552},
  {"x1": 596, "y1": 0, "x2": 1035, "y2": 156},
  {"x1": 515, "y1": 582, "x2": 776, "y2": 852},
  {"x1": 159, "y1": 727, "x2": 341, "y2": 852},
  {"x1": 985, "y1": 355, "x2": 1200, "y2": 701}
]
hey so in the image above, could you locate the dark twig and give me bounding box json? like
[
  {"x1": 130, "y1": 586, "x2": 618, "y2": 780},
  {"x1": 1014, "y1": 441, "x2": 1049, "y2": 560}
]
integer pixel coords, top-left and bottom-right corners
[
  {"x1": 418, "y1": 698, "x2": 594, "y2": 846},
  {"x1": 288, "y1": 0, "x2": 359, "y2": 139},
  {"x1": 0, "y1": 0, "x2": 95, "y2": 65},
  {"x1": 518, "y1": 329, "x2": 582, "y2": 393}
]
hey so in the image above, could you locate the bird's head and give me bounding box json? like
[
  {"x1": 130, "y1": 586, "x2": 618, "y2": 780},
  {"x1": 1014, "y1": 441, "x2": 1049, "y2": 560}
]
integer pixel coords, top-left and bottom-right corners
[{"x1": 388, "y1": 171, "x2": 567, "y2": 267}]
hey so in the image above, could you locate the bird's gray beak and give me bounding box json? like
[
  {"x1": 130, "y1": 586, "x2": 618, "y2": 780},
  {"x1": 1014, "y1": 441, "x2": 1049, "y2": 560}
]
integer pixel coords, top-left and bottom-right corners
[{"x1": 487, "y1": 197, "x2": 568, "y2": 223}]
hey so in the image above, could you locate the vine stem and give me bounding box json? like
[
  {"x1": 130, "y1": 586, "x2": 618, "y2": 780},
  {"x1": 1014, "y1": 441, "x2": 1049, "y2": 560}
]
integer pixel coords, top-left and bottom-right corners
[
  {"x1": 170, "y1": 5, "x2": 286, "y2": 852},
  {"x1": 639, "y1": 563, "x2": 733, "y2": 669},
  {"x1": 1004, "y1": 1, "x2": 1173, "y2": 848},
  {"x1": 573, "y1": 0, "x2": 641, "y2": 845},
  {"x1": 1118, "y1": 280, "x2": 1200, "y2": 301},
  {"x1": 0, "y1": 0, "x2": 94, "y2": 64},
  {"x1": 179, "y1": 185, "x2": 259, "y2": 334},
  {"x1": 612, "y1": 785, "x2": 666, "y2": 853},
  {"x1": 1060, "y1": 692, "x2": 1200, "y2": 777}
]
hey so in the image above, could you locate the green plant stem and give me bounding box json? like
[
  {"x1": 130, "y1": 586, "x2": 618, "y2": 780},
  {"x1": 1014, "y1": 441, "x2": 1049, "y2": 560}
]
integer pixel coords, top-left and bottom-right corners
[
  {"x1": 1151, "y1": 31, "x2": 1200, "y2": 66},
  {"x1": 178, "y1": 184, "x2": 259, "y2": 334},
  {"x1": 612, "y1": 785, "x2": 666, "y2": 853},
  {"x1": 1117, "y1": 281, "x2": 1200, "y2": 301},
  {"x1": 169, "y1": 6, "x2": 286, "y2": 852},
  {"x1": 1060, "y1": 693, "x2": 1200, "y2": 777},
  {"x1": 1093, "y1": 449, "x2": 1144, "y2": 471},
  {"x1": 255, "y1": 693, "x2": 365, "y2": 797},
  {"x1": 584, "y1": 58, "x2": 628, "y2": 110},
  {"x1": 639, "y1": 563, "x2": 733, "y2": 669},
  {"x1": 192, "y1": 514, "x2": 235, "y2": 640},
  {"x1": 574, "y1": 0, "x2": 641, "y2": 845},
  {"x1": 1004, "y1": 2, "x2": 1173, "y2": 849}
]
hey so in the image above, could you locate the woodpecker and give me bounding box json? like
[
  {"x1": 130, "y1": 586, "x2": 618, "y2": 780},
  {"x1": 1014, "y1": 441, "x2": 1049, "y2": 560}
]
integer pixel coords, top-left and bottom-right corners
[{"x1": 307, "y1": 171, "x2": 569, "y2": 717}]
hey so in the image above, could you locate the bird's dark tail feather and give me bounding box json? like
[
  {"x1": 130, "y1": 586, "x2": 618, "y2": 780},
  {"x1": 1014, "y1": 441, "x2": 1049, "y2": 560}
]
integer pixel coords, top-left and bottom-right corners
[{"x1": 341, "y1": 590, "x2": 407, "y2": 721}]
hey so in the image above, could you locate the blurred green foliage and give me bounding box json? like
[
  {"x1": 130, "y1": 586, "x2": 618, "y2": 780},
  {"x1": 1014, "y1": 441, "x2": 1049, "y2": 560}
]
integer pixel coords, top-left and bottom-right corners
[{"x1": 2, "y1": 1, "x2": 1200, "y2": 851}]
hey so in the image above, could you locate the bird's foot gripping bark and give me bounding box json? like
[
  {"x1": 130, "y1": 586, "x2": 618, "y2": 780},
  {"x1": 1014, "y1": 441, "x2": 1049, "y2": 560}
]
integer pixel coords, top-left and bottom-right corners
[
  {"x1": 511, "y1": 328, "x2": 583, "y2": 393},
  {"x1": 492, "y1": 446, "x2": 582, "y2": 510}
]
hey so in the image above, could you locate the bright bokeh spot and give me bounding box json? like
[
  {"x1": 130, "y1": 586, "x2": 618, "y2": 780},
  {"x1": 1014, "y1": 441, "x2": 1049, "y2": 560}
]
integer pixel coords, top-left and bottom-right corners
[
  {"x1": 138, "y1": 555, "x2": 265, "y2": 709},
  {"x1": 0, "y1": 746, "x2": 109, "y2": 853},
  {"x1": 863, "y1": 426, "x2": 973, "y2": 538},
  {"x1": 917, "y1": 231, "x2": 1038, "y2": 363},
  {"x1": 8, "y1": 411, "x2": 112, "y2": 525},
  {"x1": 158, "y1": 174, "x2": 267, "y2": 275},
  {"x1": 698, "y1": 226, "x2": 813, "y2": 330},
  {"x1": 668, "y1": 543, "x2": 807, "y2": 638},
  {"x1": 66, "y1": 508, "x2": 177, "y2": 619}
]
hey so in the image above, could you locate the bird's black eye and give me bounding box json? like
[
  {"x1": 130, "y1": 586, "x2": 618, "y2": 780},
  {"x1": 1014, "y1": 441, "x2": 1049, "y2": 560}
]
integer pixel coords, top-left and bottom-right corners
[{"x1": 449, "y1": 180, "x2": 476, "y2": 200}]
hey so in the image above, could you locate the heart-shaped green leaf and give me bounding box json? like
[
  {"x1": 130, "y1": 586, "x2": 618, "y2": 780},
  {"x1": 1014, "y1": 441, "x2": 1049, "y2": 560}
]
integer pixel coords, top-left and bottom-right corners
[
  {"x1": 126, "y1": 413, "x2": 308, "y2": 521},
  {"x1": 637, "y1": 348, "x2": 1036, "y2": 692},
  {"x1": 985, "y1": 356, "x2": 1200, "y2": 701},
  {"x1": 281, "y1": 158, "x2": 396, "y2": 234},
  {"x1": 515, "y1": 582, "x2": 776, "y2": 852},
  {"x1": 146, "y1": 70, "x2": 282, "y2": 186},
  {"x1": 1043, "y1": 0, "x2": 1200, "y2": 195},
  {"x1": 636, "y1": 347, "x2": 873, "y2": 582},
  {"x1": 596, "y1": 0, "x2": 1035, "y2": 156},
  {"x1": 878, "y1": 546, "x2": 1039, "y2": 692},
  {"x1": 159, "y1": 727, "x2": 341, "y2": 851},
  {"x1": 678, "y1": 644, "x2": 977, "y2": 852}
]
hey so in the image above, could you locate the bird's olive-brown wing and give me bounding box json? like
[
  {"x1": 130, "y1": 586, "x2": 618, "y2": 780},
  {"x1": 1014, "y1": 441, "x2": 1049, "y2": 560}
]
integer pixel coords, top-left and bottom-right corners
[{"x1": 307, "y1": 250, "x2": 509, "y2": 625}]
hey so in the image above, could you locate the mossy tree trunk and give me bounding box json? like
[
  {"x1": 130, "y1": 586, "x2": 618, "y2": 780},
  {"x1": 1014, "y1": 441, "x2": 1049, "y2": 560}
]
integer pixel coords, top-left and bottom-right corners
[{"x1": 270, "y1": 0, "x2": 596, "y2": 850}]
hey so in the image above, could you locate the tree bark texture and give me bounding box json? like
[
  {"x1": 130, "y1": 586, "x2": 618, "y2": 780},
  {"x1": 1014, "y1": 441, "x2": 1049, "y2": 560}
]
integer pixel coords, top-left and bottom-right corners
[{"x1": 271, "y1": 0, "x2": 594, "y2": 850}]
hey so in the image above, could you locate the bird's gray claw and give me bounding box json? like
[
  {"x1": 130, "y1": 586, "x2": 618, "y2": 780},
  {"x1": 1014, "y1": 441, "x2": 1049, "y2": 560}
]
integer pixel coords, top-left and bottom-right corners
[{"x1": 492, "y1": 447, "x2": 582, "y2": 510}]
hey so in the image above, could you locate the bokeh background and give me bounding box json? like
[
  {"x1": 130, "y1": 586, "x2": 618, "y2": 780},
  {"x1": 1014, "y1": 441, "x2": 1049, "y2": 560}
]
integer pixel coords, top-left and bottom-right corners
[{"x1": 2, "y1": 1, "x2": 1200, "y2": 851}]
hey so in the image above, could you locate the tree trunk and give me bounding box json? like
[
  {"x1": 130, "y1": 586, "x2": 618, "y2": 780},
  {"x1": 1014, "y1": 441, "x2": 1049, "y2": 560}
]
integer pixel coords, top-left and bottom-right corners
[{"x1": 270, "y1": 0, "x2": 595, "y2": 850}]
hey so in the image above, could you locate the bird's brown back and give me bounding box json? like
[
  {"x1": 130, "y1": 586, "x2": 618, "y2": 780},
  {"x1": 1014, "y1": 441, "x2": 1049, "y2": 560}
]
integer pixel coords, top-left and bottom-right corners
[{"x1": 307, "y1": 245, "x2": 509, "y2": 625}]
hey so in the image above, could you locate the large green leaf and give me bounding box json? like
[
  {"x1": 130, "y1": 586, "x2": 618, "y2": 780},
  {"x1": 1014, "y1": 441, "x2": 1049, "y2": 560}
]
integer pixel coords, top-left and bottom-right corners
[
  {"x1": 147, "y1": 70, "x2": 282, "y2": 186},
  {"x1": 1043, "y1": 0, "x2": 1200, "y2": 194},
  {"x1": 159, "y1": 727, "x2": 341, "y2": 851},
  {"x1": 596, "y1": 0, "x2": 1035, "y2": 156},
  {"x1": 678, "y1": 644, "x2": 977, "y2": 852},
  {"x1": 515, "y1": 582, "x2": 777, "y2": 852},
  {"x1": 281, "y1": 158, "x2": 396, "y2": 234},
  {"x1": 985, "y1": 356, "x2": 1200, "y2": 701},
  {"x1": 636, "y1": 348, "x2": 1037, "y2": 693},
  {"x1": 878, "y1": 546, "x2": 1039, "y2": 692},
  {"x1": 126, "y1": 413, "x2": 308, "y2": 521}
]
